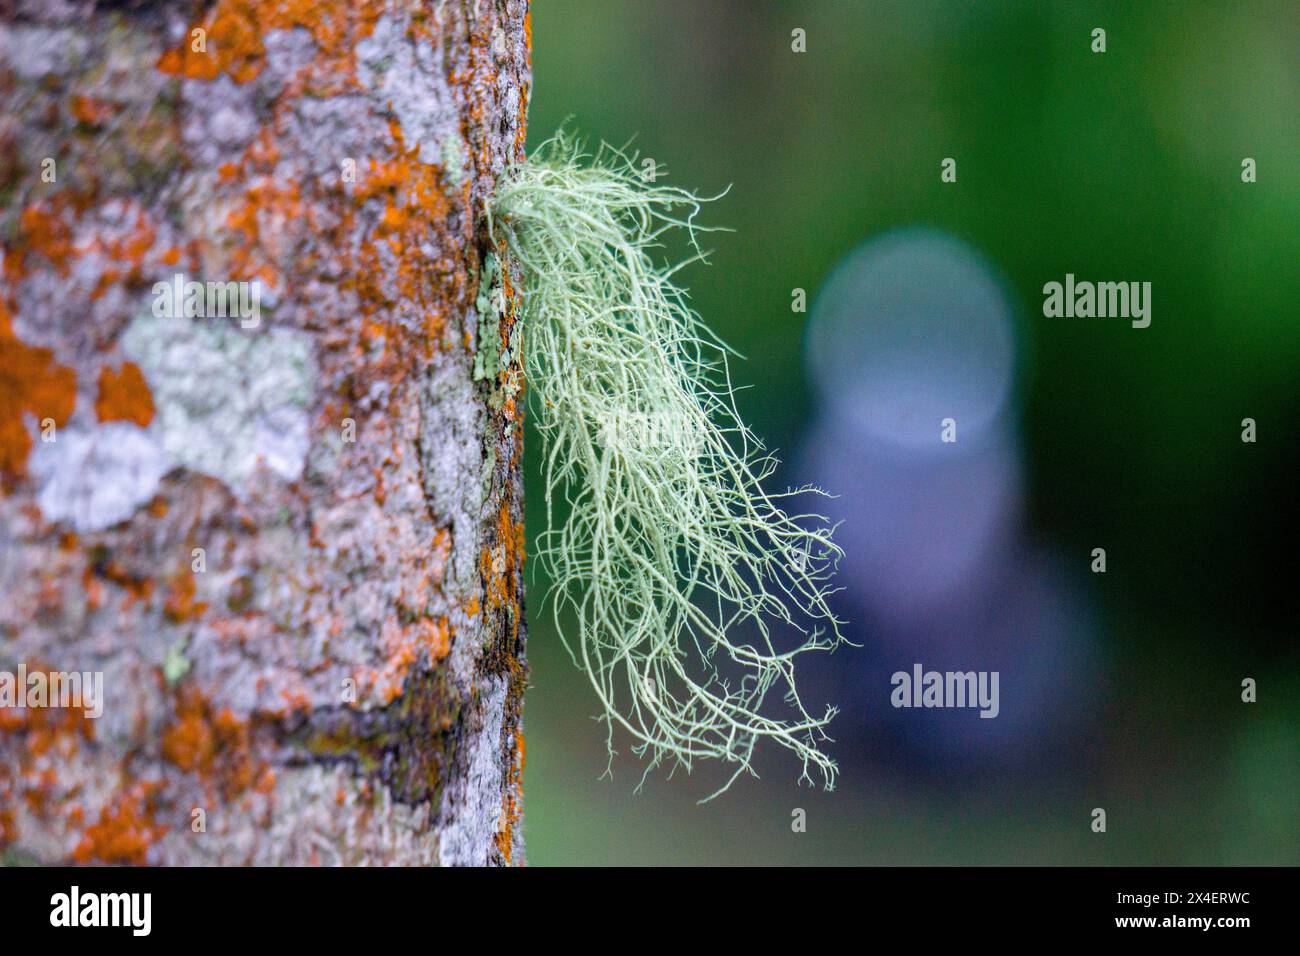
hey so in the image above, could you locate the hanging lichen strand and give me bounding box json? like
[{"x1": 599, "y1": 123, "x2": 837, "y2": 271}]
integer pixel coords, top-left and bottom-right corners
[{"x1": 491, "y1": 132, "x2": 845, "y2": 800}]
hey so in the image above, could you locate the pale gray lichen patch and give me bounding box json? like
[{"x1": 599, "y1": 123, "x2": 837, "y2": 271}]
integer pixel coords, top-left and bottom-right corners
[
  {"x1": 178, "y1": 73, "x2": 260, "y2": 169},
  {"x1": 121, "y1": 312, "x2": 315, "y2": 488},
  {"x1": 29, "y1": 423, "x2": 171, "y2": 532},
  {"x1": 0, "y1": 25, "x2": 91, "y2": 81},
  {"x1": 356, "y1": 12, "x2": 456, "y2": 165},
  {"x1": 472, "y1": 252, "x2": 502, "y2": 381},
  {"x1": 441, "y1": 130, "x2": 468, "y2": 188}
]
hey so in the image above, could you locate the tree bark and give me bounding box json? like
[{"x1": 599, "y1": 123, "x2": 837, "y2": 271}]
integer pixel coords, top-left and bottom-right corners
[{"x1": 0, "y1": 0, "x2": 530, "y2": 865}]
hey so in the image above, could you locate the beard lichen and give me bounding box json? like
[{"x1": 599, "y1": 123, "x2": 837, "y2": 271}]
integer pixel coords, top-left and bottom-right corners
[{"x1": 490, "y1": 132, "x2": 845, "y2": 800}]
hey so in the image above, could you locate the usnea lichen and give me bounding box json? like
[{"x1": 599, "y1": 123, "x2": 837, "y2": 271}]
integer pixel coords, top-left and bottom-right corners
[{"x1": 491, "y1": 132, "x2": 845, "y2": 800}]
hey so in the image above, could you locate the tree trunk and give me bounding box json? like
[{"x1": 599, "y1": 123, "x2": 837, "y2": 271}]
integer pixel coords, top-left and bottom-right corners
[{"x1": 0, "y1": 0, "x2": 530, "y2": 866}]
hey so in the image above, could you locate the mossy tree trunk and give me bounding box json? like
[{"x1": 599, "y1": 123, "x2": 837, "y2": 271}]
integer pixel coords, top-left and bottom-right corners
[{"x1": 0, "y1": 0, "x2": 530, "y2": 865}]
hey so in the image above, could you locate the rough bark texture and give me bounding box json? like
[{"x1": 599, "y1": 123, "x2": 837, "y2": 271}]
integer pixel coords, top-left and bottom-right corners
[{"x1": 0, "y1": 0, "x2": 530, "y2": 865}]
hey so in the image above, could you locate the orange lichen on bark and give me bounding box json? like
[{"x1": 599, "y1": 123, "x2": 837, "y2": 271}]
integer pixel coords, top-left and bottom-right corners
[
  {"x1": 87, "y1": 554, "x2": 154, "y2": 606},
  {"x1": 157, "y1": 0, "x2": 386, "y2": 92},
  {"x1": 69, "y1": 93, "x2": 121, "y2": 129},
  {"x1": 89, "y1": 268, "x2": 121, "y2": 301},
  {"x1": 494, "y1": 728, "x2": 525, "y2": 864},
  {"x1": 431, "y1": 526, "x2": 451, "y2": 580},
  {"x1": 364, "y1": 606, "x2": 455, "y2": 706},
  {"x1": 358, "y1": 133, "x2": 452, "y2": 247},
  {"x1": 161, "y1": 686, "x2": 261, "y2": 800},
  {"x1": 495, "y1": 261, "x2": 526, "y2": 422},
  {"x1": 158, "y1": 0, "x2": 469, "y2": 437},
  {"x1": 222, "y1": 128, "x2": 300, "y2": 293},
  {"x1": 95, "y1": 361, "x2": 155, "y2": 426},
  {"x1": 421, "y1": 616, "x2": 452, "y2": 662},
  {"x1": 346, "y1": 121, "x2": 455, "y2": 349},
  {"x1": 81, "y1": 568, "x2": 106, "y2": 612},
  {"x1": 9, "y1": 191, "x2": 161, "y2": 309},
  {"x1": 0, "y1": 695, "x2": 97, "y2": 850},
  {"x1": 0, "y1": 688, "x2": 96, "y2": 753},
  {"x1": 91, "y1": 204, "x2": 158, "y2": 286},
  {"x1": 73, "y1": 783, "x2": 168, "y2": 865},
  {"x1": 0, "y1": 301, "x2": 77, "y2": 486},
  {"x1": 516, "y1": 9, "x2": 533, "y2": 155},
  {"x1": 8, "y1": 199, "x2": 78, "y2": 277},
  {"x1": 163, "y1": 567, "x2": 208, "y2": 622},
  {"x1": 481, "y1": 498, "x2": 525, "y2": 623}
]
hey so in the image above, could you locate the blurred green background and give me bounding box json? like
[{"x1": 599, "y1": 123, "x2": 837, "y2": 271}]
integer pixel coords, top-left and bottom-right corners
[{"x1": 520, "y1": 0, "x2": 1299, "y2": 865}]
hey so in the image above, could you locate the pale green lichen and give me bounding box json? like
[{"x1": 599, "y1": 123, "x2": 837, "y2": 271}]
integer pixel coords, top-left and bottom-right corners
[
  {"x1": 163, "y1": 637, "x2": 192, "y2": 685},
  {"x1": 473, "y1": 253, "x2": 502, "y2": 383},
  {"x1": 491, "y1": 132, "x2": 845, "y2": 800},
  {"x1": 441, "y1": 130, "x2": 468, "y2": 188}
]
